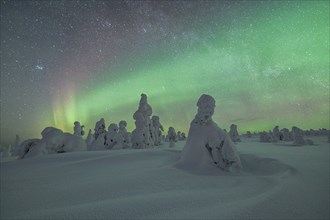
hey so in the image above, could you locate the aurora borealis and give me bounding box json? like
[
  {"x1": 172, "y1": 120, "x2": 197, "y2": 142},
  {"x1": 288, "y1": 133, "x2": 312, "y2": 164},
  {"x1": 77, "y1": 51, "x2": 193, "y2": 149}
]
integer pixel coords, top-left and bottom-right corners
[{"x1": 1, "y1": 1, "x2": 329, "y2": 146}]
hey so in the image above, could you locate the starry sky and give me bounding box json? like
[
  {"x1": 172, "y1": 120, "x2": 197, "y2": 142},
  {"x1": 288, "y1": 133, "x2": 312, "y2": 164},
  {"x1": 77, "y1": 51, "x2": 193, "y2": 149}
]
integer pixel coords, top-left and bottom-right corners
[{"x1": 1, "y1": 1, "x2": 329, "y2": 146}]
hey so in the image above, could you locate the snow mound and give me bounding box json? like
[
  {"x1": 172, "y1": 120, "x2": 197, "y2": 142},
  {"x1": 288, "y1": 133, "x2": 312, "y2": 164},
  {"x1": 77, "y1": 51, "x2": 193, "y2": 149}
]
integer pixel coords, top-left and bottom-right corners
[
  {"x1": 175, "y1": 153, "x2": 296, "y2": 177},
  {"x1": 17, "y1": 127, "x2": 87, "y2": 159},
  {"x1": 239, "y1": 154, "x2": 297, "y2": 176}
]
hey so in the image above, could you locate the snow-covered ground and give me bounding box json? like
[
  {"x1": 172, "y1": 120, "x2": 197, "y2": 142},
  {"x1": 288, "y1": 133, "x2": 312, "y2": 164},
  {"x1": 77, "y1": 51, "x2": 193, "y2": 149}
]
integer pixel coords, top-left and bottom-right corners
[{"x1": 1, "y1": 136, "x2": 329, "y2": 219}]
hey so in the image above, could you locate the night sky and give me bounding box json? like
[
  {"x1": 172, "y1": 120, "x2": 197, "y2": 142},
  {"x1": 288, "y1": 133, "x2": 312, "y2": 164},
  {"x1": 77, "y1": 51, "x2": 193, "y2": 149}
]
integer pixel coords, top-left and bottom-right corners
[{"x1": 1, "y1": 1, "x2": 329, "y2": 146}]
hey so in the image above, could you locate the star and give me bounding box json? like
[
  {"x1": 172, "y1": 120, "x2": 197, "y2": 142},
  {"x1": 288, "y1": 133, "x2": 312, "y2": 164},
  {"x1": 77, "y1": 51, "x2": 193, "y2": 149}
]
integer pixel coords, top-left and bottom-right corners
[{"x1": 35, "y1": 65, "x2": 44, "y2": 70}]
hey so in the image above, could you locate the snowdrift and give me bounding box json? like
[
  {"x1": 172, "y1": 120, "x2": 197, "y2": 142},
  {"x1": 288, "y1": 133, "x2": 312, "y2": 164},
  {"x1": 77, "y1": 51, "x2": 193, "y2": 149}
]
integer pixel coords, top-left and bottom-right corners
[{"x1": 1, "y1": 137, "x2": 329, "y2": 219}]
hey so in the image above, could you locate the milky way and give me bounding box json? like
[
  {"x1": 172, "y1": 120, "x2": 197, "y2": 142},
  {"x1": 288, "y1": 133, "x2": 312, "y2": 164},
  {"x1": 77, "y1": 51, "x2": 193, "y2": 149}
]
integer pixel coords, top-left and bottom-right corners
[{"x1": 1, "y1": 1, "x2": 329, "y2": 145}]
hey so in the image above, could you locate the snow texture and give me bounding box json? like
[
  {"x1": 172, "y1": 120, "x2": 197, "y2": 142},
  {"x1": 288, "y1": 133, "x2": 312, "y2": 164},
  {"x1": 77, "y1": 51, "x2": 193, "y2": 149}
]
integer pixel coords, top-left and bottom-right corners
[{"x1": 1, "y1": 136, "x2": 329, "y2": 220}]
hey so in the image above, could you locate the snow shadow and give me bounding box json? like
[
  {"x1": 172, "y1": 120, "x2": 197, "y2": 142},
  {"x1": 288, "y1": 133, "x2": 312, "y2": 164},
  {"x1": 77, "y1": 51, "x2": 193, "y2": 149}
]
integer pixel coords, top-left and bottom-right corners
[
  {"x1": 174, "y1": 153, "x2": 297, "y2": 177},
  {"x1": 239, "y1": 154, "x2": 297, "y2": 176}
]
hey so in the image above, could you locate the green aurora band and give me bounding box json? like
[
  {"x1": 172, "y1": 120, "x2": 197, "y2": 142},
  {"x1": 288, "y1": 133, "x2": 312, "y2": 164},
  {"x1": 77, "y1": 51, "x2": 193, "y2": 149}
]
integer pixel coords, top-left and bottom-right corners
[
  {"x1": 51, "y1": 1, "x2": 329, "y2": 135},
  {"x1": 2, "y1": 1, "x2": 327, "y2": 144}
]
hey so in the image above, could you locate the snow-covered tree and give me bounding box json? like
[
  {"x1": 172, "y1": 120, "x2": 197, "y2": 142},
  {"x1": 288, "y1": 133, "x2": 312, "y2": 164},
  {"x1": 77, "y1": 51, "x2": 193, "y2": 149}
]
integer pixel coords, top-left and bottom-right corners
[
  {"x1": 91, "y1": 118, "x2": 107, "y2": 150},
  {"x1": 177, "y1": 94, "x2": 241, "y2": 172},
  {"x1": 177, "y1": 131, "x2": 182, "y2": 141},
  {"x1": 18, "y1": 139, "x2": 42, "y2": 159},
  {"x1": 151, "y1": 115, "x2": 164, "y2": 146},
  {"x1": 73, "y1": 121, "x2": 85, "y2": 136},
  {"x1": 292, "y1": 126, "x2": 313, "y2": 145},
  {"x1": 94, "y1": 118, "x2": 106, "y2": 140},
  {"x1": 132, "y1": 94, "x2": 153, "y2": 148},
  {"x1": 118, "y1": 120, "x2": 131, "y2": 145},
  {"x1": 18, "y1": 126, "x2": 86, "y2": 159},
  {"x1": 229, "y1": 124, "x2": 241, "y2": 142},
  {"x1": 181, "y1": 132, "x2": 186, "y2": 140},
  {"x1": 105, "y1": 123, "x2": 121, "y2": 149},
  {"x1": 167, "y1": 127, "x2": 177, "y2": 147},
  {"x1": 86, "y1": 129, "x2": 93, "y2": 150},
  {"x1": 280, "y1": 128, "x2": 292, "y2": 141},
  {"x1": 41, "y1": 127, "x2": 86, "y2": 153},
  {"x1": 272, "y1": 126, "x2": 280, "y2": 142},
  {"x1": 259, "y1": 131, "x2": 272, "y2": 143}
]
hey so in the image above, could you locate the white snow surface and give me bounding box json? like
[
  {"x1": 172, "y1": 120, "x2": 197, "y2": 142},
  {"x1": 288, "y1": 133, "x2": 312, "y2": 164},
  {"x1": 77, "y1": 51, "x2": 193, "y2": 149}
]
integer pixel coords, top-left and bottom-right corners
[{"x1": 1, "y1": 136, "x2": 329, "y2": 219}]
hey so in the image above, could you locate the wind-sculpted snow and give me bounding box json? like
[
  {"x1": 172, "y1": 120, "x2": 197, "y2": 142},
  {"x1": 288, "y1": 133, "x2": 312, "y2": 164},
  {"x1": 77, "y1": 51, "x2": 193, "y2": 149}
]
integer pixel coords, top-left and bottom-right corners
[
  {"x1": 1, "y1": 138, "x2": 328, "y2": 220},
  {"x1": 239, "y1": 154, "x2": 297, "y2": 176},
  {"x1": 175, "y1": 152, "x2": 296, "y2": 177}
]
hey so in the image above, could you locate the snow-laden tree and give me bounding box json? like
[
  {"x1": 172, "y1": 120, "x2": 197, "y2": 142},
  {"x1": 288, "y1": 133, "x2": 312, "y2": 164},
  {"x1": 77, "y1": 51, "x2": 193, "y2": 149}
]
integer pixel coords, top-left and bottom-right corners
[
  {"x1": 280, "y1": 128, "x2": 292, "y2": 141},
  {"x1": 272, "y1": 126, "x2": 280, "y2": 142},
  {"x1": 177, "y1": 94, "x2": 241, "y2": 172},
  {"x1": 291, "y1": 126, "x2": 313, "y2": 145},
  {"x1": 177, "y1": 131, "x2": 182, "y2": 141},
  {"x1": 229, "y1": 124, "x2": 241, "y2": 142},
  {"x1": 18, "y1": 127, "x2": 86, "y2": 159},
  {"x1": 151, "y1": 115, "x2": 164, "y2": 146},
  {"x1": 105, "y1": 123, "x2": 122, "y2": 149},
  {"x1": 132, "y1": 94, "x2": 153, "y2": 148},
  {"x1": 94, "y1": 118, "x2": 106, "y2": 140},
  {"x1": 90, "y1": 118, "x2": 107, "y2": 150},
  {"x1": 167, "y1": 127, "x2": 177, "y2": 147},
  {"x1": 118, "y1": 120, "x2": 131, "y2": 145},
  {"x1": 86, "y1": 129, "x2": 93, "y2": 150},
  {"x1": 73, "y1": 121, "x2": 85, "y2": 136}
]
